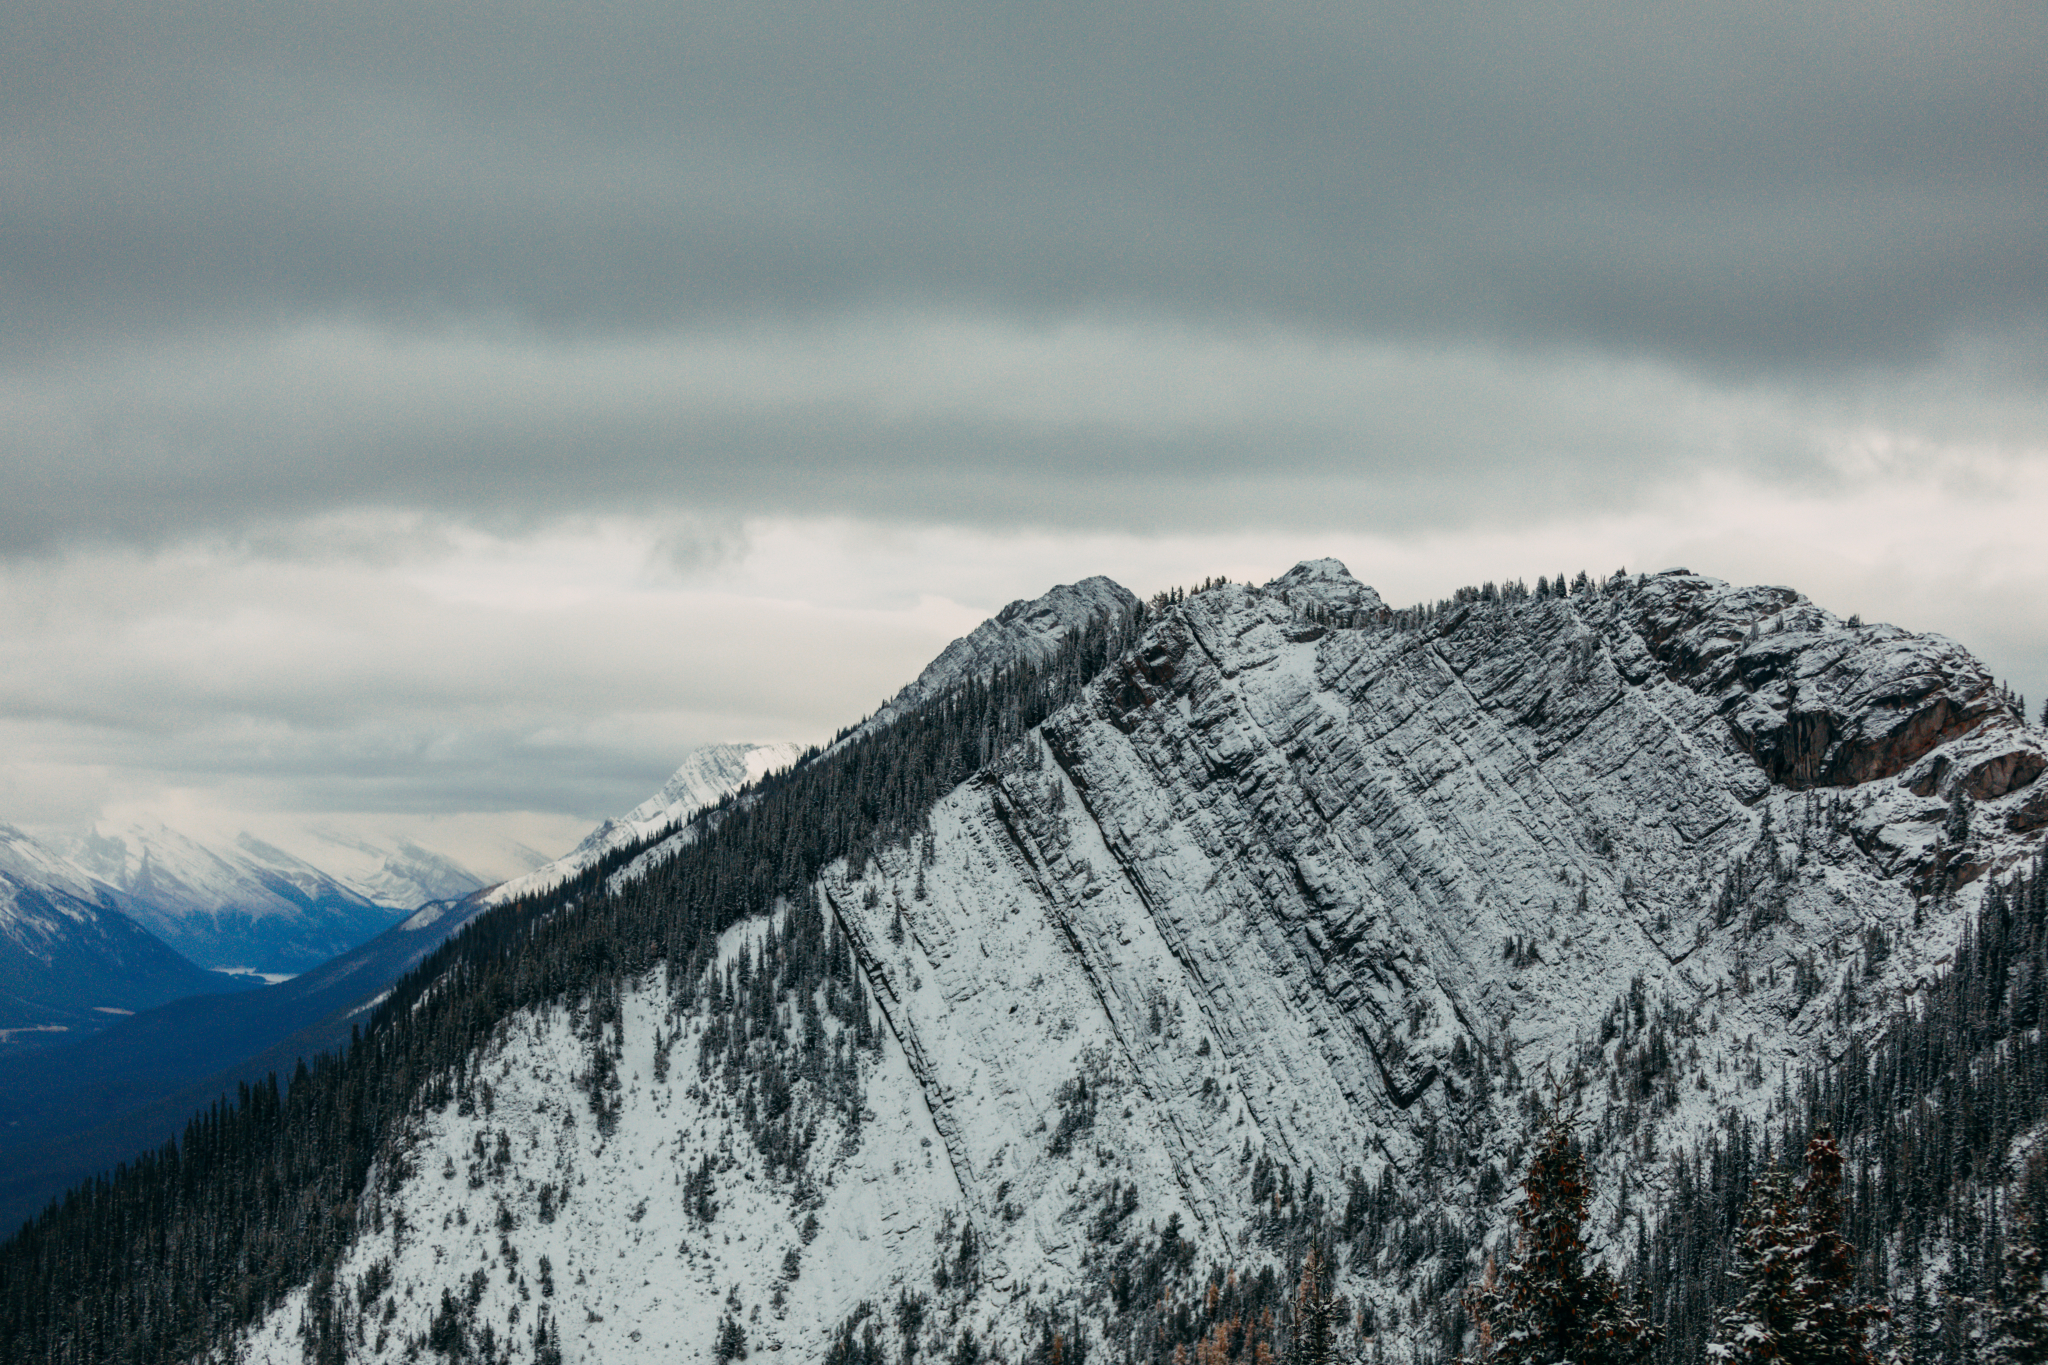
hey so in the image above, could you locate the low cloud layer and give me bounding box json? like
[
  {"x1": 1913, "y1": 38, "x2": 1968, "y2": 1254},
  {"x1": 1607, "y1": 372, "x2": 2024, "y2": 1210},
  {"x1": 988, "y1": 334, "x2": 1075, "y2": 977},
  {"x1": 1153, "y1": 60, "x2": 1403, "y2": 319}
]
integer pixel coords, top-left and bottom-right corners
[
  {"x1": 4, "y1": 502, "x2": 2043, "y2": 848},
  {"x1": 2, "y1": 1, "x2": 2042, "y2": 854},
  {"x1": 6, "y1": 315, "x2": 2043, "y2": 552}
]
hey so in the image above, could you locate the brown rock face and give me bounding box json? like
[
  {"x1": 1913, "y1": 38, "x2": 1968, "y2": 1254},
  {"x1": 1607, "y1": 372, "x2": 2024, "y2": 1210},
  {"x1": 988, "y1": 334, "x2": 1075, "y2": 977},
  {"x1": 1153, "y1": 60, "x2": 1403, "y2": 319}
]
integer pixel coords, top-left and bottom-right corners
[
  {"x1": 1964, "y1": 749, "x2": 2048, "y2": 801},
  {"x1": 1618, "y1": 573, "x2": 2006, "y2": 791},
  {"x1": 2008, "y1": 785, "x2": 2048, "y2": 835}
]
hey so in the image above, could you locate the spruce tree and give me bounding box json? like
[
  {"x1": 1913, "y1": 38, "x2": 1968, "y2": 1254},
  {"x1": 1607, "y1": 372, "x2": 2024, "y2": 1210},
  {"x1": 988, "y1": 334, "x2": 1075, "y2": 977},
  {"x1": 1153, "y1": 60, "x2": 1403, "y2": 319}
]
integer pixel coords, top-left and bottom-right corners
[
  {"x1": 1462, "y1": 1107, "x2": 1659, "y2": 1364},
  {"x1": 716, "y1": 1311, "x2": 750, "y2": 1362},
  {"x1": 1292, "y1": 1242, "x2": 1343, "y2": 1365},
  {"x1": 1986, "y1": 1205, "x2": 2048, "y2": 1365},
  {"x1": 1708, "y1": 1130, "x2": 1886, "y2": 1364}
]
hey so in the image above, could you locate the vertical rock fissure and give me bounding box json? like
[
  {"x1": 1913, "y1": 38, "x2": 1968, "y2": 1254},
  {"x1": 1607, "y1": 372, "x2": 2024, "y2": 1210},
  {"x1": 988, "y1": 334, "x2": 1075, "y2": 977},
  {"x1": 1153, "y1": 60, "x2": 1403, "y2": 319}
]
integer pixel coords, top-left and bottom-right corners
[{"x1": 819, "y1": 884, "x2": 975, "y2": 1223}]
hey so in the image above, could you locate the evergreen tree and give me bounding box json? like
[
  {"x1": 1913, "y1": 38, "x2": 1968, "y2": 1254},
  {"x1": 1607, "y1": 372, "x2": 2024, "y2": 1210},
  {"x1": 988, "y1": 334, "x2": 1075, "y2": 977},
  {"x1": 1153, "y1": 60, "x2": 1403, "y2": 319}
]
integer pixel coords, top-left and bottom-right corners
[
  {"x1": 1463, "y1": 1107, "x2": 1659, "y2": 1364},
  {"x1": 716, "y1": 1311, "x2": 750, "y2": 1362},
  {"x1": 1944, "y1": 788, "x2": 1972, "y2": 847},
  {"x1": 1291, "y1": 1242, "x2": 1342, "y2": 1365},
  {"x1": 1985, "y1": 1204, "x2": 2048, "y2": 1365},
  {"x1": 1708, "y1": 1130, "x2": 1886, "y2": 1364},
  {"x1": 532, "y1": 1309, "x2": 564, "y2": 1365}
]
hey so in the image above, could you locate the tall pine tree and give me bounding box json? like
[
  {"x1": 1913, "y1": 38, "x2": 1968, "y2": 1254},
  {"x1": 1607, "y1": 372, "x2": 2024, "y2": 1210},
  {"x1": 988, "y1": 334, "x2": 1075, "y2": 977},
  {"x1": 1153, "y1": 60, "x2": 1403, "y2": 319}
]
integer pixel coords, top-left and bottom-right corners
[
  {"x1": 1463, "y1": 1106, "x2": 1659, "y2": 1365},
  {"x1": 1291, "y1": 1241, "x2": 1343, "y2": 1365},
  {"x1": 1708, "y1": 1130, "x2": 1886, "y2": 1364}
]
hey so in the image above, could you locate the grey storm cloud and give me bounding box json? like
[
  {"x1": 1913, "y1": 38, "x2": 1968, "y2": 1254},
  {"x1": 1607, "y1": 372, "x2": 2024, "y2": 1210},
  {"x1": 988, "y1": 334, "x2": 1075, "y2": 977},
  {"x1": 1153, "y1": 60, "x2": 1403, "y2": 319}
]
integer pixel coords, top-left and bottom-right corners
[
  {"x1": 8, "y1": 1, "x2": 2044, "y2": 838},
  {"x1": 10, "y1": 2, "x2": 2043, "y2": 350},
  {"x1": 0, "y1": 0, "x2": 2041, "y2": 551}
]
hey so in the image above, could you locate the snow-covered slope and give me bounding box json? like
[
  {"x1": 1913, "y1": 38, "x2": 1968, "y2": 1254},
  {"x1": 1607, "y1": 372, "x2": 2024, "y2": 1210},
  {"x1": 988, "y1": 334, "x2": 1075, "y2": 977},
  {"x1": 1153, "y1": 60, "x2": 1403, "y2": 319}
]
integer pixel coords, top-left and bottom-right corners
[
  {"x1": 0, "y1": 817, "x2": 504, "y2": 1034},
  {"x1": 231, "y1": 564, "x2": 2048, "y2": 1364},
  {"x1": 604, "y1": 745, "x2": 813, "y2": 847},
  {"x1": 472, "y1": 743, "x2": 807, "y2": 919}
]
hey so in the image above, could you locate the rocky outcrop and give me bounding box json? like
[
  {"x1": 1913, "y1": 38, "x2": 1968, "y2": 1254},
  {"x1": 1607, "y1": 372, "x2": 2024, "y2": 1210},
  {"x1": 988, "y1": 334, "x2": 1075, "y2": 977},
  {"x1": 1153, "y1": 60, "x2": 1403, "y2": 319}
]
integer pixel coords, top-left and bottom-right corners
[
  {"x1": 1621, "y1": 572, "x2": 2034, "y2": 794},
  {"x1": 1263, "y1": 557, "x2": 1387, "y2": 617}
]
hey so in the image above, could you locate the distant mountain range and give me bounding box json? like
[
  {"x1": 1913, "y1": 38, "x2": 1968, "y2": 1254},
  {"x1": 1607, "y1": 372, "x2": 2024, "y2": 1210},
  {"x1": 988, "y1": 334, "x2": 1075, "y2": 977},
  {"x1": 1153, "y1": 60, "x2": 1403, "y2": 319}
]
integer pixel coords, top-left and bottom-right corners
[
  {"x1": 46, "y1": 820, "x2": 489, "y2": 973},
  {"x1": 0, "y1": 818, "x2": 516, "y2": 1051},
  {"x1": 0, "y1": 825, "x2": 249, "y2": 1043}
]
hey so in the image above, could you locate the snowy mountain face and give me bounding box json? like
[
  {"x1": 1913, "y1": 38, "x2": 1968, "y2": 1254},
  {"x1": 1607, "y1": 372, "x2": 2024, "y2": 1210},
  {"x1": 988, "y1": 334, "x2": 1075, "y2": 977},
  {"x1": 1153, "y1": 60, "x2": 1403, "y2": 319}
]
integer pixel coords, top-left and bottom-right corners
[
  {"x1": 0, "y1": 743, "x2": 823, "y2": 1224},
  {"x1": 286, "y1": 829, "x2": 492, "y2": 916},
  {"x1": 0, "y1": 823, "x2": 255, "y2": 1037},
  {"x1": 610, "y1": 744, "x2": 814, "y2": 841},
  {"x1": 0, "y1": 827, "x2": 245, "y2": 1041},
  {"x1": 0, "y1": 817, "x2": 502, "y2": 1044},
  {"x1": 222, "y1": 564, "x2": 2048, "y2": 1365},
  {"x1": 39, "y1": 822, "x2": 485, "y2": 974}
]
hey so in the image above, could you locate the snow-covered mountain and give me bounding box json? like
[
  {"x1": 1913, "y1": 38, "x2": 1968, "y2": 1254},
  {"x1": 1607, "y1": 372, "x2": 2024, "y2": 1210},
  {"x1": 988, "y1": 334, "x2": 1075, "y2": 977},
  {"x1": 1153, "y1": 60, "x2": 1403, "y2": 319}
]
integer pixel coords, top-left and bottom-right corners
[
  {"x1": 837, "y1": 575, "x2": 1141, "y2": 749},
  {"x1": 36, "y1": 821, "x2": 486, "y2": 975},
  {"x1": 0, "y1": 825, "x2": 247, "y2": 1040},
  {"x1": 478, "y1": 742, "x2": 810, "y2": 911},
  {"x1": 0, "y1": 817, "x2": 511, "y2": 1047},
  {"x1": 0, "y1": 743, "x2": 824, "y2": 1226},
  {"x1": 221, "y1": 563, "x2": 2048, "y2": 1365}
]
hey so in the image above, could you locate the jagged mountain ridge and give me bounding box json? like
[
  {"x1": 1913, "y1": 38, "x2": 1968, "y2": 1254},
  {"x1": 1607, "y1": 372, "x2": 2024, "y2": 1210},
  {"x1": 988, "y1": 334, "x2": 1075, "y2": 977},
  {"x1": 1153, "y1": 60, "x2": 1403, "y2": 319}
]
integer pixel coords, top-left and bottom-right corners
[
  {"x1": 837, "y1": 575, "x2": 1141, "y2": 748},
  {"x1": 215, "y1": 563, "x2": 2047, "y2": 1365}
]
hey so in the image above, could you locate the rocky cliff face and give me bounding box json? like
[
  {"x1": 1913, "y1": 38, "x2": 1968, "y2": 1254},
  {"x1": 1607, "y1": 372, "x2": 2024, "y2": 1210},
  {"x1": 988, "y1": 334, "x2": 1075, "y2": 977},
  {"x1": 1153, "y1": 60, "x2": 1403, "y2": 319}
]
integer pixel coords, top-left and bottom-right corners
[{"x1": 234, "y1": 566, "x2": 2045, "y2": 1365}]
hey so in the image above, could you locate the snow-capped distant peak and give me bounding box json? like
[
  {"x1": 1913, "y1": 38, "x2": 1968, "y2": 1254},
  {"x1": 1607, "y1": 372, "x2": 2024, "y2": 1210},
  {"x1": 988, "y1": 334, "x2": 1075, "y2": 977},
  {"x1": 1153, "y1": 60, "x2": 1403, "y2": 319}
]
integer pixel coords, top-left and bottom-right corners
[
  {"x1": 3, "y1": 820, "x2": 497, "y2": 975},
  {"x1": 480, "y1": 741, "x2": 809, "y2": 909},
  {"x1": 614, "y1": 742, "x2": 808, "y2": 833}
]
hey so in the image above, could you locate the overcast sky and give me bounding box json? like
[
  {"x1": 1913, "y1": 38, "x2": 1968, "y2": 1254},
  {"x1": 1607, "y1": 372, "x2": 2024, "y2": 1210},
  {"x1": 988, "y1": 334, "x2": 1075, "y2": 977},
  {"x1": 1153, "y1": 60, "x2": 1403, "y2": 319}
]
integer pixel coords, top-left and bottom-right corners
[{"x1": 3, "y1": 1, "x2": 2044, "y2": 874}]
